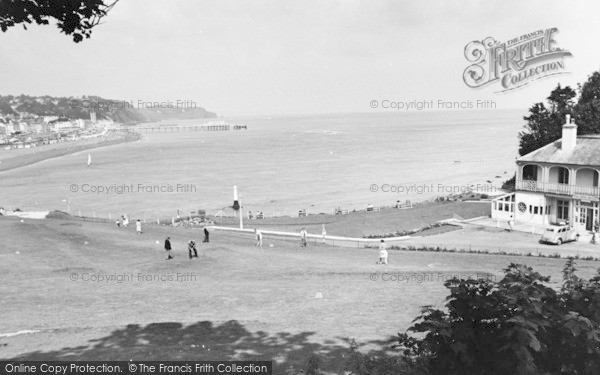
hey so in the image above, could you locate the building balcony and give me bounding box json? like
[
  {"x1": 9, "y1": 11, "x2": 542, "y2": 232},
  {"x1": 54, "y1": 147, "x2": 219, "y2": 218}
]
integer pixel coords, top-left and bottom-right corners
[{"x1": 516, "y1": 179, "x2": 600, "y2": 197}]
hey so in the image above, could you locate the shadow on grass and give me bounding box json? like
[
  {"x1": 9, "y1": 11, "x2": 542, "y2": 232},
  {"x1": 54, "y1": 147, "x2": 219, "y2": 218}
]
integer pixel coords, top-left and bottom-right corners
[{"x1": 7, "y1": 320, "x2": 398, "y2": 374}]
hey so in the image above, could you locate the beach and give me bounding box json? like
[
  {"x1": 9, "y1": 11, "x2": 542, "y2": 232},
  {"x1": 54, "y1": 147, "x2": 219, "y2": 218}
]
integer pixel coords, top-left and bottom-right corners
[{"x1": 0, "y1": 129, "x2": 141, "y2": 173}]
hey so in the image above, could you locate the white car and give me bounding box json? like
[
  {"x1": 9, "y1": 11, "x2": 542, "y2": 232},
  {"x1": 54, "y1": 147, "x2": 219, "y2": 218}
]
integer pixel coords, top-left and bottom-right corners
[{"x1": 540, "y1": 225, "x2": 579, "y2": 245}]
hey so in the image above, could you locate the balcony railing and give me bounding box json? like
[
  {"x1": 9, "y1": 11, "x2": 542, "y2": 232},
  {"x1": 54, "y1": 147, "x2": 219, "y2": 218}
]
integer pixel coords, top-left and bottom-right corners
[{"x1": 517, "y1": 179, "x2": 600, "y2": 197}]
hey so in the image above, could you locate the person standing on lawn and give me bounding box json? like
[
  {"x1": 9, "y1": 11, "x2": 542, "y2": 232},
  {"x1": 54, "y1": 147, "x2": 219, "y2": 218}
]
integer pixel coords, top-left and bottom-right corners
[
  {"x1": 188, "y1": 240, "x2": 198, "y2": 259},
  {"x1": 254, "y1": 229, "x2": 263, "y2": 247},
  {"x1": 164, "y1": 236, "x2": 173, "y2": 260},
  {"x1": 378, "y1": 239, "x2": 388, "y2": 265},
  {"x1": 300, "y1": 228, "x2": 308, "y2": 247},
  {"x1": 203, "y1": 227, "x2": 210, "y2": 243}
]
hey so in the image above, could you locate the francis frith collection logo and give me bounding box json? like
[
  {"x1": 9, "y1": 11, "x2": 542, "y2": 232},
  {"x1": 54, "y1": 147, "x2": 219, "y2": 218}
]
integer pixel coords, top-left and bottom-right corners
[{"x1": 463, "y1": 27, "x2": 572, "y2": 92}]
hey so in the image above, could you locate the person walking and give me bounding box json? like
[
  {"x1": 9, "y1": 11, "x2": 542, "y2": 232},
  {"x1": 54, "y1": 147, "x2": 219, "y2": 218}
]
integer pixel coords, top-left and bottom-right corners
[
  {"x1": 321, "y1": 224, "x2": 327, "y2": 244},
  {"x1": 378, "y1": 239, "x2": 388, "y2": 265},
  {"x1": 188, "y1": 240, "x2": 198, "y2": 259},
  {"x1": 203, "y1": 227, "x2": 210, "y2": 243},
  {"x1": 254, "y1": 229, "x2": 263, "y2": 247},
  {"x1": 508, "y1": 216, "x2": 515, "y2": 232},
  {"x1": 164, "y1": 236, "x2": 173, "y2": 260},
  {"x1": 300, "y1": 228, "x2": 308, "y2": 247},
  {"x1": 136, "y1": 219, "x2": 142, "y2": 234}
]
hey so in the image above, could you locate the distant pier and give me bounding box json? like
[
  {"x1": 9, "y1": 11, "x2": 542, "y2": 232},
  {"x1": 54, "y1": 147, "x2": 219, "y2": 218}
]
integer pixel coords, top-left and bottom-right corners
[{"x1": 131, "y1": 123, "x2": 247, "y2": 134}]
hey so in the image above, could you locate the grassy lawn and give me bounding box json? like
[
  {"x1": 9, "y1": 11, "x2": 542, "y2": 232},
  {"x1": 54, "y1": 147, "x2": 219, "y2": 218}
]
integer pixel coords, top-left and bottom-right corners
[
  {"x1": 1, "y1": 215, "x2": 598, "y2": 373},
  {"x1": 216, "y1": 201, "x2": 491, "y2": 237}
]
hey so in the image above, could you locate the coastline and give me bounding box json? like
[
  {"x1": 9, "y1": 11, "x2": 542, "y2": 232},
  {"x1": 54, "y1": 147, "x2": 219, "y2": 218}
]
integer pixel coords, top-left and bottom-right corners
[{"x1": 0, "y1": 130, "x2": 141, "y2": 173}]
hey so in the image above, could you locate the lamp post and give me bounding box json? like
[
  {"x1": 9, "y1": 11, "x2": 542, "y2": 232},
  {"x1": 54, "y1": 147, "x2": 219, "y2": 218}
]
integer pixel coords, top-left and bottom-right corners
[{"x1": 233, "y1": 185, "x2": 243, "y2": 229}]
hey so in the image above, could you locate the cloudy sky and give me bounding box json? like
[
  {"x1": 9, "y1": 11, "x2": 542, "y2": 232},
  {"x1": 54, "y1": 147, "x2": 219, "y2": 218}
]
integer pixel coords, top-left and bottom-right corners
[{"x1": 1, "y1": 0, "x2": 599, "y2": 116}]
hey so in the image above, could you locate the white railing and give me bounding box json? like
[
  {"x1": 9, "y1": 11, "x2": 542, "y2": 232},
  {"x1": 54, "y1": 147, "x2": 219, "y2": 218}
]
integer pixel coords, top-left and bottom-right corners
[
  {"x1": 207, "y1": 226, "x2": 412, "y2": 248},
  {"x1": 517, "y1": 180, "x2": 600, "y2": 197}
]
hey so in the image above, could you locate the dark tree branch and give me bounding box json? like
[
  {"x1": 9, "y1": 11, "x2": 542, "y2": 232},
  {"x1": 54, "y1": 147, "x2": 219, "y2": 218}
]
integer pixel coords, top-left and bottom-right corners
[{"x1": 0, "y1": 0, "x2": 120, "y2": 42}]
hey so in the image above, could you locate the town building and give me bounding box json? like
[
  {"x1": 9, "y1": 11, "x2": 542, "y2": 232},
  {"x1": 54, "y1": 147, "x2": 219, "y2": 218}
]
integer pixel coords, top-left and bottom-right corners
[
  {"x1": 6, "y1": 122, "x2": 16, "y2": 134},
  {"x1": 492, "y1": 115, "x2": 599, "y2": 234}
]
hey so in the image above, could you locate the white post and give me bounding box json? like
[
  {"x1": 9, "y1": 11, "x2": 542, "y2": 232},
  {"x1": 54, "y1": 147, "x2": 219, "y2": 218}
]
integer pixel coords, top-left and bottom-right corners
[{"x1": 240, "y1": 205, "x2": 244, "y2": 229}]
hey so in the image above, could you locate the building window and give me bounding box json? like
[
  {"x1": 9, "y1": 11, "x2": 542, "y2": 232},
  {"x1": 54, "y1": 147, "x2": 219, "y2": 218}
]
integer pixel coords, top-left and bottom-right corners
[
  {"x1": 557, "y1": 200, "x2": 569, "y2": 220},
  {"x1": 558, "y1": 168, "x2": 570, "y2": 184},
  {"x1": 522, "y1": 165, "x2": 538, "y2": 181}
]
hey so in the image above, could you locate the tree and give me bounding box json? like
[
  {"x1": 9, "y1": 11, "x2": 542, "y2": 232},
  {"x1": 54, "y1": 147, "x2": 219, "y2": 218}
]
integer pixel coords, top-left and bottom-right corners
[
  {"x1": 518, "y1": 70, "x2": 600, "y2": 156},
  {"x1": 575, "y1": 71, "x2": 600, "y2": 135},
  {"x1": 0, "y1": 0, "x2": 119, "y2": 43},
  {"x1": 518, "y1": 84, "x2": 576, "y2": 156}
]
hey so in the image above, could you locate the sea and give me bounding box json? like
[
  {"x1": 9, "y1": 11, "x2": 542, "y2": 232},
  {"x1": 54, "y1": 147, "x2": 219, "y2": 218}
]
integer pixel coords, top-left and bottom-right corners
[{"x1": 0, "y1": 109, "x2": 525, "y2": 220}]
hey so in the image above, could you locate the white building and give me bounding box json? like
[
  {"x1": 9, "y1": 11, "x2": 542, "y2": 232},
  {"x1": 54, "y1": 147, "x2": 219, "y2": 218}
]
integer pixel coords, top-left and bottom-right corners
[
  {"x1": 492, "y1": 115, "x2": 599, "y2": 234},
  {"x1": 44, "y1": 116, "x2": 59, "y2": 123},
  {"x1": 6, "y1": 122, "x2": 16, "y2": 134},
  {"x1": 18, "y1": 122, "x2": 29, "y2": 133},
  {"x1": 53, "y1": 120, "x2": 76, "y2": 132}
]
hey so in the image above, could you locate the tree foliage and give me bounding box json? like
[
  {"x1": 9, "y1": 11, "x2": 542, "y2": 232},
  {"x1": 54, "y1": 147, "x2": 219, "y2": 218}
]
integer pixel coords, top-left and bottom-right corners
[
  {"x1": 518, "y1": 85, "x2": 576, "y2": 156},
  {"x1": 519, "y1": 70, "x2": 600, "y2": 156},
  {"x1": 575, "y1": 71, "x2": 600, "y2": 135},
  {"x1": 395, "y1": 260, "x2": 600, "y2": 375},
  {"x1": 0, "y1": 0, "x2": 119, "y2": 42}
]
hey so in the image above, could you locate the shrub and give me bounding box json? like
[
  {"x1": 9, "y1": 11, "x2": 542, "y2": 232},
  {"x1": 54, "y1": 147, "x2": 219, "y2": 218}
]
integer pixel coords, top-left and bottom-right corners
[
  {"x1": 502, "y1": 174, "x2": 516, "y2": 190},
  {"x1": 395, "y1": 260, "x2": 600, "y2": 374}
]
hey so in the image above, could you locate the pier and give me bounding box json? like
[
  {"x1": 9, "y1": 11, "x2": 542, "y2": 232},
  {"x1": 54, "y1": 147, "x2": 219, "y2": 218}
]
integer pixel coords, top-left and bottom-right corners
[{"x1": 131, "y1": 124, "x2": 247, "y2": 134}]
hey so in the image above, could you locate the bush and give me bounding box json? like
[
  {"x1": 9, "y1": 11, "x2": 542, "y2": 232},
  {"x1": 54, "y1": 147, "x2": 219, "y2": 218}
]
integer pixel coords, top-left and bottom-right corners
[
  {"x1": 46, "y1": 210, "x2": 73, "y2": 220},
  {"x1": 364, "y1": 222, "x2": 452, "y2": 239},
  {"x1": 395, "y1": 259, "x2": 600, "y2": 374},
  {"x1": 502, "y1": 174, "x2": 516, "y2": 190}
]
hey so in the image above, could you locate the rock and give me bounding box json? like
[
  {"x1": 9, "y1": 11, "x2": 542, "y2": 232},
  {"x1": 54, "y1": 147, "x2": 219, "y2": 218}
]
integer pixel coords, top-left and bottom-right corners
[
  {"x1": 84, "y1": 241, "x2": 89, "y2": 245},
  {"x1": 315, "y1": 292, "x2": 323, "y2": 299}
]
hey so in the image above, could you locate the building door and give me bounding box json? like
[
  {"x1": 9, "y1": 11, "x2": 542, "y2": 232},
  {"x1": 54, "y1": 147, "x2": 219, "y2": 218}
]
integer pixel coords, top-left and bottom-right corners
[
  {"x1": 557, "y1": 199, "x2": 569, "y2": 223},
  {"x1": 586, "y1": 208, "x2": 594, "y2": 231}
]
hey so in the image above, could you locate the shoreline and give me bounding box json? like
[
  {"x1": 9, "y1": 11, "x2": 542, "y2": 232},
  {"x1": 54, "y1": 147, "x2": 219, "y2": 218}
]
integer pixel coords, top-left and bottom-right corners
[{"x1": 0, "y1": 130, "x2": 141, "y2": 173}]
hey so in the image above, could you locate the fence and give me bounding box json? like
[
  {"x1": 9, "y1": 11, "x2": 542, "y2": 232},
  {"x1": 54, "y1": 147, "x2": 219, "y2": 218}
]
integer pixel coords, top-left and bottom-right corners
[
  {"x1": 208, "y1": 225, "x2": 412, "y2": 249},
  {"x1": 37, "y1": 208, "x2": 208, "y2": 227},
  {"x1": 227, "y1": 202, "x2": 417, "y2": 220}
]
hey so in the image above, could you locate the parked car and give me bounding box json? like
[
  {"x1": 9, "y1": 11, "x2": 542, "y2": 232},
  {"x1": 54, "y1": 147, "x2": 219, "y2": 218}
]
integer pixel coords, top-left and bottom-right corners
[{"x1": 540, "y1": 224, "x2": 580, "y2": 245}]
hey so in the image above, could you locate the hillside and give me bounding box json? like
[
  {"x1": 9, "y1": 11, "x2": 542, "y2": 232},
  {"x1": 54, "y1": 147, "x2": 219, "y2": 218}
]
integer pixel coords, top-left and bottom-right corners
[{"x1": 0, "y1": 95, "x2": 217, "y2": 124}]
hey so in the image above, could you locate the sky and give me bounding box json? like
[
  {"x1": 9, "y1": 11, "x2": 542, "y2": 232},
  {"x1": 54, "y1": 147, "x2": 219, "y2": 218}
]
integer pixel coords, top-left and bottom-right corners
[{"x1": 1, "y1": 0, "x2": 599, "y2": 116}]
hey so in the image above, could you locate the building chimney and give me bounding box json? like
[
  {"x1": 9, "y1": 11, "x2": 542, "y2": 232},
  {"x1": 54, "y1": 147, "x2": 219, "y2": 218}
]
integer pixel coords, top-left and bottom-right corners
[{"x1": 561, "y1": 114, "x2": 577, "y2": 152}]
